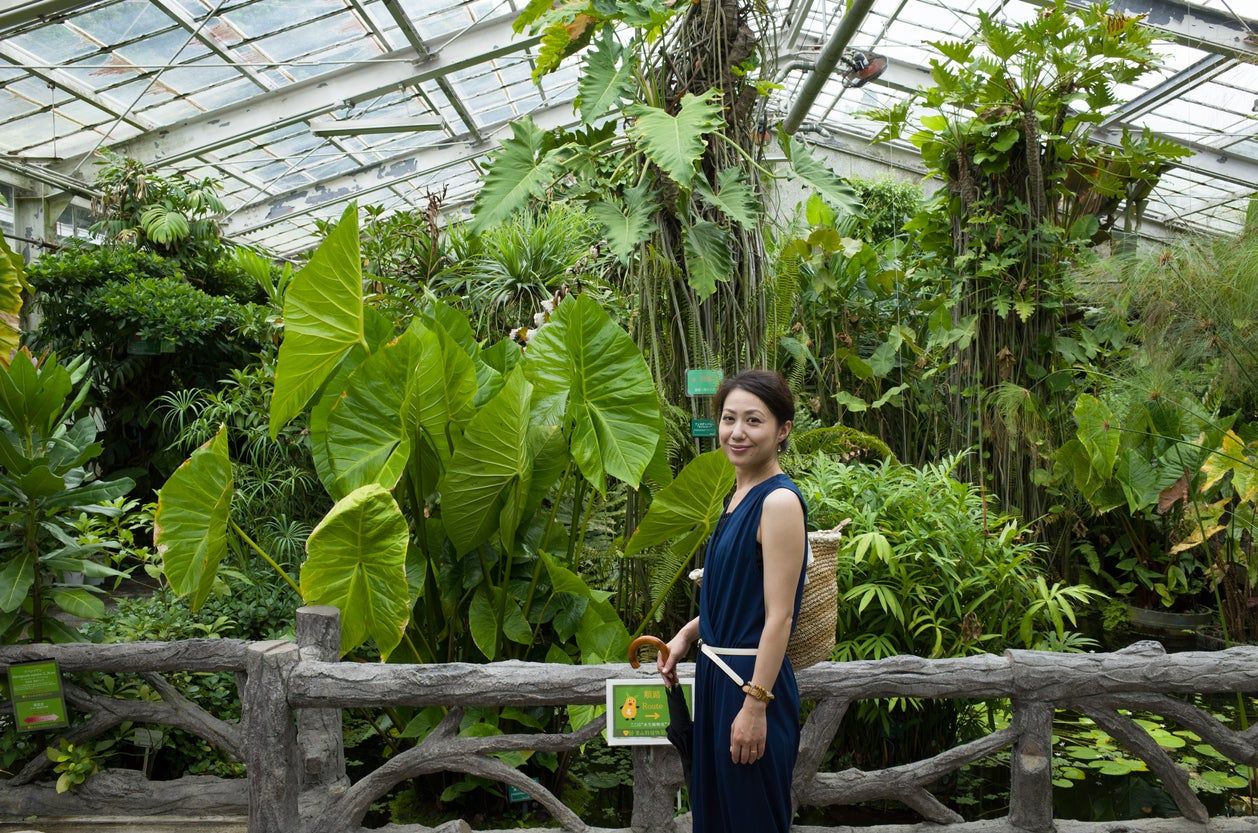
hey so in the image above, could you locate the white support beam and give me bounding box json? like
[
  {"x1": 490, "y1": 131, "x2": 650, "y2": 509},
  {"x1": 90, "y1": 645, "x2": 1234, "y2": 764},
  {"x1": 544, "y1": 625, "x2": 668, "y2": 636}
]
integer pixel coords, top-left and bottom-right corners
[
  {"x1": 1026, "y1": 0, "x2": 1258, "y2": 60},
  {"x1": 147, "y1": 0, "x2": 272, "y2": 92},
  {"x1": 0, "y1": 41, "x2": 153, "y2": 136},
  {"x1": 0, "y1": 0, "x2": 92, "y2": 33},
  {"x1": 50, "y1": 11, "x2": 537, "y2": 173},
  {"x1": 1099, "y1": 53, "x2": 1233, "y2": 128},
  {"x1": 223, "y1": 101, "x2": 576, "y2": 236}
]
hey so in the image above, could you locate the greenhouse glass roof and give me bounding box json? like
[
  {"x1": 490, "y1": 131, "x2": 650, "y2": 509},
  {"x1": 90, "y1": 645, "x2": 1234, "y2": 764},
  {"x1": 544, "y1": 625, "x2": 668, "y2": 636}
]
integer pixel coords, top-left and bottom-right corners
[{"x1": 0, "y1": 0, "x2": 1254, "y2": 255}]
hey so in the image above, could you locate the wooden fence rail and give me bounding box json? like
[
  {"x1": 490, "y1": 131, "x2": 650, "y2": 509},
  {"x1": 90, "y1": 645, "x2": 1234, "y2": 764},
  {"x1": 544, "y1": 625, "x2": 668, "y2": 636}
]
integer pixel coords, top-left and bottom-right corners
[{"x1": 4, "y1": 606, "x2": 1258, "y2": 833}]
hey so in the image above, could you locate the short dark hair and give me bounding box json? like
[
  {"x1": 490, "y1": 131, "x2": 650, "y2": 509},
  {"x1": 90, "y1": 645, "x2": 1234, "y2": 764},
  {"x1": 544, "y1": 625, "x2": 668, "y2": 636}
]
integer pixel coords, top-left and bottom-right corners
[{"x1": 715, "y1": 370, "x2": 795, "y2": 449}]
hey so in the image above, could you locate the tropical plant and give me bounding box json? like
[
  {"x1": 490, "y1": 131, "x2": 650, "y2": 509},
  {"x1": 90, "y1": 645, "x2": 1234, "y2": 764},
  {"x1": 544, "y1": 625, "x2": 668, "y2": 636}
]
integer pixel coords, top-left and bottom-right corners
[
  {"x1": 793, "y1": 453, "x2": 1104, "y2": 660},
  {"x1": 90, "y1": 150, "x2": 227, "y2": 269},
  {"x1": 0, "y1": 234, "x2": 24, "y2": 367},
  {"x1": 0, "y1": 351, "x2": 134, "y2": 643},
  {"x1": 23, "y1": 241, "x2": 268, "y2": 486},
  {"x1": 865, "y1": 0, "x2": 1191, "y2": 525},
  {"x1": 155, "y1": 205, "x2": 664, "y2": 674},
  {"x1": 45, "y1": 737, "x2": 113, "y2": 793}
]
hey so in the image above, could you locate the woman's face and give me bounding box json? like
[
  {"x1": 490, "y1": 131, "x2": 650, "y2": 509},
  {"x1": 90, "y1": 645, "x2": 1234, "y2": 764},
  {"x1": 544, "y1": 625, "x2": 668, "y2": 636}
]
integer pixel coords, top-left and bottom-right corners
[{"x1": 718, "y1": 387, "x2": 791, "y2": 470}]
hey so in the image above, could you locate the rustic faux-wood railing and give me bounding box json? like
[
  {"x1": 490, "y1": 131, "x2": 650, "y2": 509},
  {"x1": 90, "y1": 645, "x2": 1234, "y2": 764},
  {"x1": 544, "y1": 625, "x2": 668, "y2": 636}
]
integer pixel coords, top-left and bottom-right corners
[{"x1": 4, "y1": 606, "x2": 1258, "y2": 833}]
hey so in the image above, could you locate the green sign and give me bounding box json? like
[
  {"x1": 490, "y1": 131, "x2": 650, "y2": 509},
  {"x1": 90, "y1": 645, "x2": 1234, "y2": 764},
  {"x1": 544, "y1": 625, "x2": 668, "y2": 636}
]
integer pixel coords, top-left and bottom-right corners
[
  {"x1": 8, "y1": 660, "x2": 69, "y2": 732},
  {"x1": 507, "y1": 777, "x2": 540, "y2": 803},
  {"x1": 690, "y1": 418, "x2": 716, "y2": 438},
  {"x1": 605, "y1": 678, "x2": 693, "y2": 747},
  {"x1": 685, "y1": 369, "x2": 722, "y2": 397}
]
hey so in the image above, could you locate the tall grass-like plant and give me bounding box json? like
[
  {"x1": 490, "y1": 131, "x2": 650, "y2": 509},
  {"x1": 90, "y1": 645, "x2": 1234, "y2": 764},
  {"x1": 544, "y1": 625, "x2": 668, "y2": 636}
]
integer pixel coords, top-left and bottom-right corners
[{"x1": 1074, "y1": 232, "x2": 1258, "y2": 416}]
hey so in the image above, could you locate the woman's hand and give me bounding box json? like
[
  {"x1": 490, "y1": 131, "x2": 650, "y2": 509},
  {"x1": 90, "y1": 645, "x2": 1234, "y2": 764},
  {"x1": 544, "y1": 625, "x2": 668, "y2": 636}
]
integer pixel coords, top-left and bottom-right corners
[
  {"x1": 657, "y1": 631, "x2": 691, "y2": 686},
  {"x1": 730, "y1": 701, "x2": 768, "y2": 764}
]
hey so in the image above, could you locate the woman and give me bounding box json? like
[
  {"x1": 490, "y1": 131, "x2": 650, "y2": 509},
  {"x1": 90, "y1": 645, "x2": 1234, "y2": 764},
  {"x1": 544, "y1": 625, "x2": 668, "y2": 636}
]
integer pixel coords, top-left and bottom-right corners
[{"x1": 658, "y1": 369, "x2": 808, "y2": 833}]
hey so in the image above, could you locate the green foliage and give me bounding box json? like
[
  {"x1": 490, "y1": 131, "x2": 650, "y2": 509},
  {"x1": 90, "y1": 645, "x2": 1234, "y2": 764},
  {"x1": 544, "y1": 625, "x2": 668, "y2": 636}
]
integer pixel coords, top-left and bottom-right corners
[
  {"x1": 589, "y1": 184, "x2": 656, "y2": 265},
  {"x1": 46, "y1": 737, "x2": 111, "y2": 793},
  {"x1": 90, "y1": 150, "x2": 226, "y2": 269},
  {"x1": 157, "y1": 209, "x2": 660, "y2": 667},
  {"x1": 470, "y1": 120, "x2": 566, "y2": 233},
  {"x1": 0, "y1": 235, "x2": 24, "y2": 368},
  {"x1": 682, "y1": 220, "x2": 733, "y2": 300},
  {"x1": 626, "y1": 90, "x2": 725, "y2": 188},
  {"x1": 24, "y1": 241, "x2": 266, "y2": 485},
  {"x1": 575, "y1": 26, "x2": 636, "y2": 124},
  {"x1": 302, "y1": 484, "x2": 410, "y2": 658},
  {"x1": 793, "y1": 454, "x2": 1104, "y2": 660},
  {"x1": 155, "y1": 425, "x2": 233, "y2": 611},
  {"x1": 0, "y1": 351, "x2": 133, "y2": 643},
  {"x1": 270, "y1": 204, "x2": 368, "y2": 436},
  {"x1": 624, "y1": 450, "x2": 734, "y2": 628}
]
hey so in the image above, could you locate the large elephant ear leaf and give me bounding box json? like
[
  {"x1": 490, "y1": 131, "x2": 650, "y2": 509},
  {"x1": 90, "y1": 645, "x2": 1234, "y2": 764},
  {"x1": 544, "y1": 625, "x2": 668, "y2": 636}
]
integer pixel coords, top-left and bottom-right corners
[
  {"x1": 627, "y1": 89, "x2": 723, "y2": 187},
  {"x1": 439, "y1": 367, "x2": 534, "y2": 555},
  {"x1": 470, "y1": 118, "x2": 564, "y2": 233},
  {"x1": 324, "y1": 332, "x2": 418, "y2": 500},
  {"x1": 270, "y1": 204, "x2": 367, "y2": 436},
  {"x1": 301, "y1": 484, "x2": 410, "y2": 658},
  {"x1": 625, "y1": 449, "x2": 733, "y2": 557},
  {"x1": 0, "y1": 236, "x2": 23, "y2": 368},
  {"x1": 777, "y1": 129, "x2": 862, "y2": 218},
  {"x1": 155, "y1": 424, "x2": 233, "y2": 612},
  {"x1": 524, "y1": 294, "x2": 662, "y2": 491}
]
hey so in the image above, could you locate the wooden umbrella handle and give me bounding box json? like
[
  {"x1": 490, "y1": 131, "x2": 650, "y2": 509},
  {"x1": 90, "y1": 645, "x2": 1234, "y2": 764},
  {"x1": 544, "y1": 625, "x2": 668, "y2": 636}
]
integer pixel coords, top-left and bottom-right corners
[{"x1": 627, "y1": 635, "x2": 669, "y2": 669}]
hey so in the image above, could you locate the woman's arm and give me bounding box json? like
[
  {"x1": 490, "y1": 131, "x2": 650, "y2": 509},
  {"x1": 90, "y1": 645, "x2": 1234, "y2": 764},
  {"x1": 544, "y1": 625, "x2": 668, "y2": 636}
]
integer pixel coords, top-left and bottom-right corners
[
  {"x1": 730, "y1": 488, "x2": 805, "y2": 763},
  {"x1": 658, "y1": 615, "x2": 699, "y2": 686}
]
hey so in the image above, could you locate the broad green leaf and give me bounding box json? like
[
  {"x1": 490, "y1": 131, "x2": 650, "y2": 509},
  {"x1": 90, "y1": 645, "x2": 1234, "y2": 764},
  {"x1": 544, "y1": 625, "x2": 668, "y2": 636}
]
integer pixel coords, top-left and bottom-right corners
[
  {"x1": 627, "y1": 89, "x2": 724, "y2": 187},
  {"x1": 470, "y1": 119, "x2": 564, "y2": 232},
  {"x1": 683, "y1": 220, "x2": 732, "y2": 300},
  {"x1": 324, "y1": 332, "x2": 418, "y2": 499},
  {"x1": 155, "y1": 425, "x2": 233, "y2": 612},
  {"x1": 42, "y1": 475, "x2": 133, "y2": 511},
  {"x1": 140, "y1": 205, "x2": 190, "y2": 245},
  {"x1": 777, "y1": 129, "x2": 862, "y2": 217},
  {"x1": 694, "y1": 167, "x2": 760, "y2": 229},
  {"x1": 404, "y1": 324, "x2": 478, "y2": 482},
  {"x1": 1075, "y1": 394, "x2": 1119, "y2": 480},
  {"x1": 309, "y1": 344, "x2": 371, "y2": 495},
  {"x1": 439, "y1": 367, "x2": 534, "y2": 555},
  {"x1": 270, "y1": 204, "x2": 366, "y2": 435},
  {"x1": 0, "y1": 236, "x2": 22, "y2": 368},
  {"x1": 301, "y1": 483, "x2": 410, "y2": 658},
  {"x1": 0, "y1": 350, "x2": 72, "y2": 445},
  {"x1": 576, "y1": 26, "x2": 634, "y2": 124},
  {"x1": 524, "y1": 294, "x2": 662, "y2": 490},
  {"x1": 513, "y1": 0, "x2": 553, "y2": 33},
  {"x1": 469, "y1": 584, "x2": 533, "y2": 660},
  {"x1": 589, "y1": 183, "x2": 656, "y2": 264},
  {"x1": 835, "y1": 391, "x2": 869, "y2": 412},
  {"x1": 625, "y1": 449, "x2": 734, "y2": 557},
  {"x1": 49, "y1": 587, "x2": 105, "y2": 620},
  {"x1": 0, "y1": 549, "x2": 34, "y2": 613}
]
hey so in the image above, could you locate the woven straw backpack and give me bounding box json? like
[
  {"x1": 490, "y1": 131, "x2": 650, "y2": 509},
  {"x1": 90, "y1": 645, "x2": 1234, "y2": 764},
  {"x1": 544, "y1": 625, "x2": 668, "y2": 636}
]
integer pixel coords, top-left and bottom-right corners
[{"x1": 785, "y1": 523, "x2": 847, "y2": 669}]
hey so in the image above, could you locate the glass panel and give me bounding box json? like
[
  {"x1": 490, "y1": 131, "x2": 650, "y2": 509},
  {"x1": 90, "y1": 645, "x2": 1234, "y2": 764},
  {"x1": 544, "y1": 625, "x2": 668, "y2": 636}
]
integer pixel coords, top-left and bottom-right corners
[{"x1": 70, "y1": 0, "x2": 172, "y2": 45}]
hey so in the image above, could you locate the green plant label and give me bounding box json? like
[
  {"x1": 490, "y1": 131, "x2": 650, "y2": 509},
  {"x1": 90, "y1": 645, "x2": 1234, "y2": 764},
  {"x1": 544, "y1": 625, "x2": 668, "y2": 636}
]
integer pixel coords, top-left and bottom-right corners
[
  {"x1": 685, "y1": 369, "x2": 722, "y2": 397},
  {"x1": 690, "y1": 418, "x2": 717, "y2": 438},
  {"x1": 506, "y1": 777, "x2": 540, "y2": 803},
  {"x1": 8, "y1": 660, "x2": 69, "y2": 732},
  {"x1": 605, "y1": 679, "x2": 692, "y2": 746}
]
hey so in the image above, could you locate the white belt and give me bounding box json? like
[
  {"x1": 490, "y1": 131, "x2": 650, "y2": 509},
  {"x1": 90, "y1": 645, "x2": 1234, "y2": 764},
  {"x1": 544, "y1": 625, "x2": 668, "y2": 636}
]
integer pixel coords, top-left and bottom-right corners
[{"x1": 699, "y1": 641, "x2": 757, "y2": 688}]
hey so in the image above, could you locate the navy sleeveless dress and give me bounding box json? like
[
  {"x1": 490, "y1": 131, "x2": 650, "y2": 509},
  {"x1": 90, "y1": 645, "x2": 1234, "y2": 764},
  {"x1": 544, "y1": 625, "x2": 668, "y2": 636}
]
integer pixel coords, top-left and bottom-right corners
[{"x1": 692, "y1": 473, "x2": 808, "y2": 833}]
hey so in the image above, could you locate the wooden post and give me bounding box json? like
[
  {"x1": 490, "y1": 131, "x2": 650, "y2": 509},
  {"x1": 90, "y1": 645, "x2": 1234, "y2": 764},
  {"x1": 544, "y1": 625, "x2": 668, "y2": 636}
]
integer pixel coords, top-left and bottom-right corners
[
  {"x1": 296, "y1": 606, "x2": 348, "y2": 798},
  {"x1": 1009, "y1": 699, "x2": 1055, "y2": 833},
  {"x1": 630, "y1": 746, "x2": 682, "y2": 832},
  {"x1": 244, "y1": 640, "x2": 300, "y2": 833}
]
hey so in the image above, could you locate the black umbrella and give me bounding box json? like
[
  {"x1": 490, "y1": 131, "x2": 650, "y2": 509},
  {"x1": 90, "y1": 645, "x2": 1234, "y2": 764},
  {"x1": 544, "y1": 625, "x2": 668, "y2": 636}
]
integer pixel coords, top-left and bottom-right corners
[{"x1": 629, "y1": 636, "x2": 693, "y2": 786}]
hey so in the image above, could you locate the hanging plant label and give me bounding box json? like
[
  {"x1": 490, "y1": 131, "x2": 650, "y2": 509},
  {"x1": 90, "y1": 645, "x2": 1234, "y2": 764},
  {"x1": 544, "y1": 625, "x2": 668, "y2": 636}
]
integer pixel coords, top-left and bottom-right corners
[
  {"x1": 685, "y1": 368, "x2": 722, "y2": 396},
  {"x1": 690, "y1": 418, "x2": 717, "y2": 438},
  {"x1": 8, "y1": 660, "x2": 69, "y2": 732}
]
